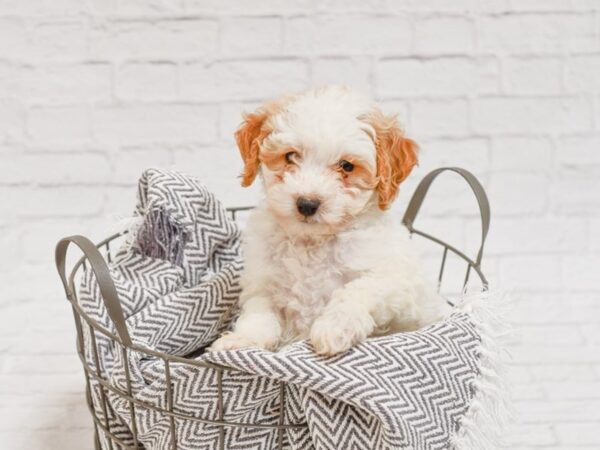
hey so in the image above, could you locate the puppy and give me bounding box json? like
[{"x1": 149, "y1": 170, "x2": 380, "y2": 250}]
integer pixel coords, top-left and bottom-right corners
[{"x1": 211, "y1": 86, "x2": 444, "y2": 356}]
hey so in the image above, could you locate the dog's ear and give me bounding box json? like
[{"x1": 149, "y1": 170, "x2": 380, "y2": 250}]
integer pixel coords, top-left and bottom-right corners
[
  {"x1": 235, "y1": 96, "x2": 294, "y2": 187},
  {"x1": 365, "y1": 111, "x2": 418, "y2": 210},
  {"x1": 235, "y1": 111, "x2": 270, "y2": 187}
]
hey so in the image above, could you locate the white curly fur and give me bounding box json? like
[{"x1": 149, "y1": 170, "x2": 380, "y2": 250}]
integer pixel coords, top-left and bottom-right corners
[{"x1": 211, "y1": 86, "x2": 447, "y2": 355}]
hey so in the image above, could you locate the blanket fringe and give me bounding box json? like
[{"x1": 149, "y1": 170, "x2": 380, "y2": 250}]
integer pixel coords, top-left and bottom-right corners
[
  {"x1": 134, "y1": 208, "x2": 189, "y2": 266},
  {"x1": 451, "y1": 290, "x2": 514, "y2": 450}
]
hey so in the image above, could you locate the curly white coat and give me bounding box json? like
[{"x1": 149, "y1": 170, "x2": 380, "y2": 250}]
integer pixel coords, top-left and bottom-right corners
[{"x1": 211, "y1": 86, "x2": 445, "y2": 355}]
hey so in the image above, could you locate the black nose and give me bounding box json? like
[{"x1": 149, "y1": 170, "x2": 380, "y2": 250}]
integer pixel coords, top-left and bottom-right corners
[{"x1": 296, "y1": 197, "x2": 320, "y2": 217}]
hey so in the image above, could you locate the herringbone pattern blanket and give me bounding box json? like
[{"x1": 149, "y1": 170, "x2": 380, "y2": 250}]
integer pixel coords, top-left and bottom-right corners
[{"x1": 78, "y1": 169, "x2": 508, "y2": 450}]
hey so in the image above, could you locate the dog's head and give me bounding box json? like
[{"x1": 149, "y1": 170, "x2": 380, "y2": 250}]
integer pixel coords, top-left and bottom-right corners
[{"x1": 236, "y1": 86, "x2": 418, "y2": 236}]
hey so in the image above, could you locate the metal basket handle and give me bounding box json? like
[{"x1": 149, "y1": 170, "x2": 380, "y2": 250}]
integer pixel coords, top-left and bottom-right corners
[
  {"x1": 56, "y1": 235, "x2": 132, "y2": 346},
  {"x1": 402, "y1": 167, "x2": 490, "y2": 267}
]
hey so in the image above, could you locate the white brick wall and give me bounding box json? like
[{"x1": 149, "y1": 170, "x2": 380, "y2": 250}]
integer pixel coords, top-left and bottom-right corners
[{"x1": 1, "y1": 1, "x2": 599, "y2": 449}]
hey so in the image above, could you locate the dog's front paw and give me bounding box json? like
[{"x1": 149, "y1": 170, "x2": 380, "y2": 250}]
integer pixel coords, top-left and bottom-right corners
[
  {"x1": 209, "y1": 332, "x2": 260, "y2": 352},
  {"x1": 310, "y1": 309, "x2": 375, "y2": 356}
]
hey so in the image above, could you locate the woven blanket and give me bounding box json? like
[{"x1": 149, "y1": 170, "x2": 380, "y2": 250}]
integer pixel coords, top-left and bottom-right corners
[{"x1": 78, "y1": 169, "x2": 509, "y2": 450}]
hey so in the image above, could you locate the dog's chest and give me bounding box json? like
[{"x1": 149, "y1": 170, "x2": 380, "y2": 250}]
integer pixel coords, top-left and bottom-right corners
[{"x1": 269, "y1": 237, "x2": 347, "y2": 338}]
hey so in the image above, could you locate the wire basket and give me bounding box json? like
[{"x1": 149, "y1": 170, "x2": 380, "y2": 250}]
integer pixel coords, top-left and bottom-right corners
[{"x1": 55, "y1": 167, "x2": 490, "y2": 450}]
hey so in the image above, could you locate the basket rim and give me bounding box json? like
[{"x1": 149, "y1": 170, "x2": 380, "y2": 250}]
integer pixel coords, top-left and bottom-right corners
[{"x1": 66, "y1": 220, "x2": 488, "y2": 361}]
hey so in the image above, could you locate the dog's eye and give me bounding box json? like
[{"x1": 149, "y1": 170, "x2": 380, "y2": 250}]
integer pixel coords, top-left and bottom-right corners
[
  {"x1": 285, "y1": 151, "x2": 298, "y2": 164},
  {"x1": 339, "y1": 160, "x2": 354, "y2": 172}
]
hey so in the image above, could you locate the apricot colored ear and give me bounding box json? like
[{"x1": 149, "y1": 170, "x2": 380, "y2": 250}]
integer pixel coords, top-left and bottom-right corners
[
  {"x1": 369, "y1": 112, "x2": 418, "y2": 209},
  {"x1": 234, "y1": 112, "x2": 270, "y2": 187}
]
